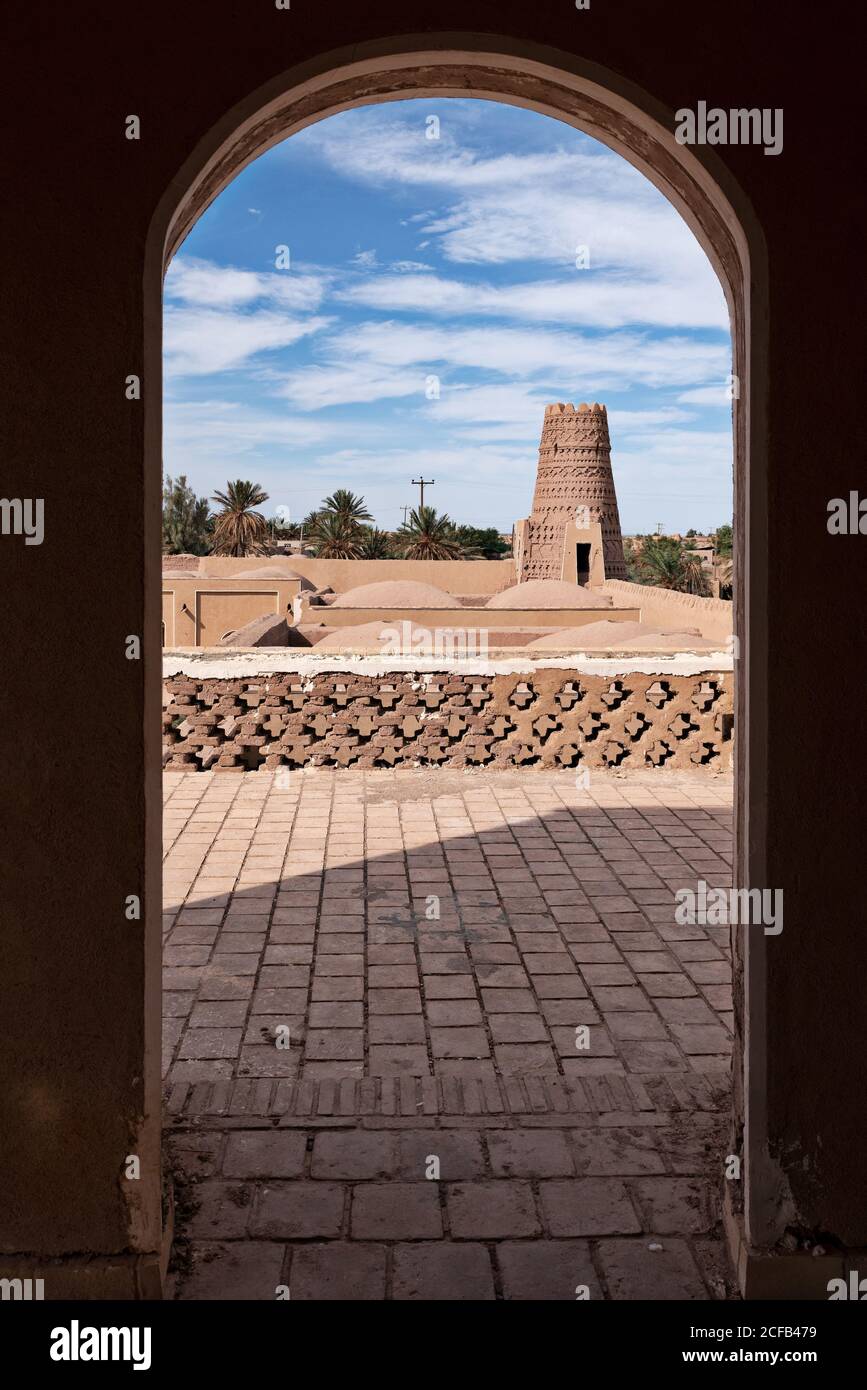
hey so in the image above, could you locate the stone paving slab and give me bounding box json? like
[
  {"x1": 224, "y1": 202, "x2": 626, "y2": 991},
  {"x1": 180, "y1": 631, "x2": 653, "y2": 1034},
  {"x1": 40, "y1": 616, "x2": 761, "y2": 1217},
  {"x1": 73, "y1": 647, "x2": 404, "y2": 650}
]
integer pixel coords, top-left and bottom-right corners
[
  {"x1": 163, "y1": 768, "x2": 733, "y2": 1090},
  {"x1": 167, "y1": 1111, "x2": 734, "y2": 1301}
]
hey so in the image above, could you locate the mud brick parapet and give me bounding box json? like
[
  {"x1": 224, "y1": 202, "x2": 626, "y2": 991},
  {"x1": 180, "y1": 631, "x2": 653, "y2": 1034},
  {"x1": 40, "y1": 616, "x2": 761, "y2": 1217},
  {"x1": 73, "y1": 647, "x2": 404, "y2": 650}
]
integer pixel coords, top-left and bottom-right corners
[{"x1": 163, "y1": 668, "x2": 733, "y2": 772}]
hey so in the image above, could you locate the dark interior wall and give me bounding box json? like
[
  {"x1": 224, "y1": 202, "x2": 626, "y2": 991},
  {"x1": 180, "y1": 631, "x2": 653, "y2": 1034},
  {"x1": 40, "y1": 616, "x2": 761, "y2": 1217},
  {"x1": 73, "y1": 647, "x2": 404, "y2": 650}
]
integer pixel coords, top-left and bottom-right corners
[{"x1": 1, "y1": 0, "x2": 864, "y2": 1274}]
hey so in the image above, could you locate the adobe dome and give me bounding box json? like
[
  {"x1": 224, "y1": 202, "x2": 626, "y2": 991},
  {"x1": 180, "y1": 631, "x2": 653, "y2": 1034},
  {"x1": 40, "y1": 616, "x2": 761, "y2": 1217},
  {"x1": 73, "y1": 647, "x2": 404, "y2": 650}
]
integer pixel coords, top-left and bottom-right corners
[
  {"x1": 330, "y1": 580, "x2": 461, "y2": 609},
  {"x1": 526, "y1": 620, "x2": 648, "y2": 650},
  {"x1": 526, "y1": 621, "x2": 719, "y2": 652},
  {"x1": 232, "y1": 565, "x2": 315, "y2": 588},
  {"x1": 623, "y1": 629, "x2": 720, "y2": 652},
  {"x1": 312, "y1": 621, "x2": 429, "y2": 652},
  {"x1": 487, "y1": 580, "x2": 613, "y2": 610}
]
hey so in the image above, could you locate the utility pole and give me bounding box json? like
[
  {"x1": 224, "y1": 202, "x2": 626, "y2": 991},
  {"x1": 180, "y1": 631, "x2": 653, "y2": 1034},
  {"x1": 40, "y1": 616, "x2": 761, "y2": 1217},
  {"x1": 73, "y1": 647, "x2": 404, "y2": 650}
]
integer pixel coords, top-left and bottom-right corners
[
  {"x1": 401, "y1": 505, "x2": 410, "y2": 526},
  {"x1": 655, "y1": 520, "x2": 664, "y2": 537},
  {"x1": 412, "y1": 477, "x2": 435, "y2": 510}
]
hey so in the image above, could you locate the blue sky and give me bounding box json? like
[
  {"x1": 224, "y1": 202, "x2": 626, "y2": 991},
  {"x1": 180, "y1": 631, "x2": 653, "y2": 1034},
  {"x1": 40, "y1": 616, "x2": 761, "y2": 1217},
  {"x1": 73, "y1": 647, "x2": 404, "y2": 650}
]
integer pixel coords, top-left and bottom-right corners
[{"x1": 164, "y1": 98, "x2": 733, "y2": 535}]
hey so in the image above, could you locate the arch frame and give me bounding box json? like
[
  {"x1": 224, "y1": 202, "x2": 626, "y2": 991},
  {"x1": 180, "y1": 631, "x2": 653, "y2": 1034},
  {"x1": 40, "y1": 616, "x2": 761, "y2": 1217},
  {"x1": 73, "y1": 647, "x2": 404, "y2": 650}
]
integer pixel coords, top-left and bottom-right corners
[{"x1": 143, "y1": 32, "x2": 771, "y2": 1269}]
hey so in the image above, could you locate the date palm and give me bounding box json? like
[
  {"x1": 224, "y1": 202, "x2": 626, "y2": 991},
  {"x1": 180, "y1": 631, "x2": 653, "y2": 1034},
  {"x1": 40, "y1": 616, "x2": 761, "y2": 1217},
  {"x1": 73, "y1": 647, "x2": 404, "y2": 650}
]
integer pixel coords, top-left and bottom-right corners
[
  {"x1": 635, "y1": 536, "x2": 709, "y2": 595},
  {"x1": 397, "y1": 505, "x2": 464, "y2": 560},
  {"x1": 358, "y1": 526, "x2": 393, "y2": 559},
  {"x1": 211, "y1": 480, "x2": 270, "y2": 556},
  {"x1": 319, "y1": 489, "x2": 373, "y2": 529},
  {"x1": 310, "y1": 512, "x2": 363, "y2": 559}
]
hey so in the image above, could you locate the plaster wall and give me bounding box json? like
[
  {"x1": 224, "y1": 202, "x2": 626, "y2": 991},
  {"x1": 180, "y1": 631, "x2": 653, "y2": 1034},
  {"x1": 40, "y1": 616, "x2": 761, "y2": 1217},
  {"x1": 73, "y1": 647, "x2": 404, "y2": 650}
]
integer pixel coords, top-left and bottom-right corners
[{"x1": 602, "y1": 581, "x2": 734, "y2": 643}]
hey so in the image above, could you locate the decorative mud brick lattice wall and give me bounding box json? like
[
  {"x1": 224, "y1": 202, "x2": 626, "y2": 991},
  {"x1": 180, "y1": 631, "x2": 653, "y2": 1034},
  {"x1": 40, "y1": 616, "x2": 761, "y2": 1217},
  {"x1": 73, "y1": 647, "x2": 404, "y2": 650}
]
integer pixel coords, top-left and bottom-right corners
[{"x1": 163, "y1": 669, "x2": 733, "y2": 772}]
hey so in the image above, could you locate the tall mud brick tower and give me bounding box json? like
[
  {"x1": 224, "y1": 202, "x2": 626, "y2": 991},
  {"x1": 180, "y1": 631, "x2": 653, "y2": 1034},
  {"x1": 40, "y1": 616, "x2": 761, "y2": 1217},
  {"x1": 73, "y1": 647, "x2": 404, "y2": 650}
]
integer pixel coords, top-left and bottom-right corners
[{"x1": 520, "y1": 402, "x2": 627, "y2": 580}]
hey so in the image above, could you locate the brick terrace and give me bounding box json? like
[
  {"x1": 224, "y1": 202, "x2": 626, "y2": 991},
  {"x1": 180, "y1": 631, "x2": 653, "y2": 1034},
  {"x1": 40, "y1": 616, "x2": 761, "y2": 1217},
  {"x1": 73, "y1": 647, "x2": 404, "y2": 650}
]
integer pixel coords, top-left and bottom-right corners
[{"x1": 163, "y1": 767, "x2": 735, "y2": 1299}]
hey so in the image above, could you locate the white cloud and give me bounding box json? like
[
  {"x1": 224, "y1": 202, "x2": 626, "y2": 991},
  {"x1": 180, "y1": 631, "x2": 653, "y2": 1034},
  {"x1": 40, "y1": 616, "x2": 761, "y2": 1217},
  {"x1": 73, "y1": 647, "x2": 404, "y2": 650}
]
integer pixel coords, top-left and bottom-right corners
[
  {"x1": 278, "y1": 361, "x2": 432, "y2": 411},
  {"x1": 164, "y1": 400, "x2": 331, "y2": 457},
  {"x1": 295, "y1": 112, "x2": 727, "y2": 319},
  {"x1": 339, "y1": 271, "x2": 727, "y2": 330},
  {"x1": 677, "y1": 384, "x2": 734, "y2": 406},
  {"x1": 165, "y1": 256, "x2": 327, "y2": 312},
  {"x1": 164, "y1": 306, "x2": 331, "y2": 376},
  {"x1": 276, "y1": 320, "x2": 730, "y2": 409}
]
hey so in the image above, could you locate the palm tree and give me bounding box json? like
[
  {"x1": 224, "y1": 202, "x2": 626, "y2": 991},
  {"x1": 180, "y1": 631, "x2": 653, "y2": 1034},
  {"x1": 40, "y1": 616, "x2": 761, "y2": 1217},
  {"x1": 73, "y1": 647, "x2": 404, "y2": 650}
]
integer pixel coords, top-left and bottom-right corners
[
  {"x1": 358, "y1": 526, "x2": 393, "y2": 559},
  {"x1": 319, "y1": 489, "x2": 373, "y2": 529},
  {"x1": 397, "y1": 506, "x2": 464, "y2": 560},
  {"x1": 715, "y1": 555, "x2": 733, "y2": 600},
  {"x1": 309, "y1": 513, "x2": 363, "y2": 559},
  {"x1": 210, "y1": 480, "x2": 270, "y2": 556},
  {"x1": 635, "y1": 536, "x2": 710, "y2": 596}
]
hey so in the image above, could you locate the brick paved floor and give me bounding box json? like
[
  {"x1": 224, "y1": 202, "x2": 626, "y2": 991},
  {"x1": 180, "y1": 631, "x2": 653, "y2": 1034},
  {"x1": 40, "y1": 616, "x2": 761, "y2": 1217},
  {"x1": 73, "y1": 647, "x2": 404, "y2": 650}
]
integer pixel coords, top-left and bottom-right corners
[
  {"x1": 163, "y1": 768, "x2": 733, "y2": 1087},
  {"x1": 164, "y1": 768, "x2": 736, "y2": 1299}
]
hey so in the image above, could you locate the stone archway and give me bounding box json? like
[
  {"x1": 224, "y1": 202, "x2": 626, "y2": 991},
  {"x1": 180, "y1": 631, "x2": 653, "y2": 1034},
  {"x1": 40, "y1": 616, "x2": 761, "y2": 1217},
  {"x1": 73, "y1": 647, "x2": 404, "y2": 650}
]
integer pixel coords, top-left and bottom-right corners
[{"x1": 144, "y1": 35, "x2": 768, "y2": 1293}]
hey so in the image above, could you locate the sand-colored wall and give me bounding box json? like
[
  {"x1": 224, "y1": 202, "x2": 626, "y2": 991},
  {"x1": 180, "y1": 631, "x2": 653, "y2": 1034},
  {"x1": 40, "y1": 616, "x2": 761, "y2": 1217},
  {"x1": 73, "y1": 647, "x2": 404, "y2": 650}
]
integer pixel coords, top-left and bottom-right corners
[
  {"x1": 161, "y1": 576, "x2": 301, "y2": 645},
  {"x1": 300, "y1": 603, "x2": 641, "y2": 631},
  {"x1": 562, "y1": 521, "x2": 607, "y2": 585},
  {"x1": 196, "y1": 554, "x2": 515, "y2": 595},
  {"x1": 601, "y1": 579, "x2": 734, "y2": 642}
]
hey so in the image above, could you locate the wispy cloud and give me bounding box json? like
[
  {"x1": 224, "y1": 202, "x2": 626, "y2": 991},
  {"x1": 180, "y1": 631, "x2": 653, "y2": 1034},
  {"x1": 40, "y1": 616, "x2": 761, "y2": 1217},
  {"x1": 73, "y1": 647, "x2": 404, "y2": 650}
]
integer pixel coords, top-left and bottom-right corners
[
  {"x1": 339, "y1": 271, "x2": 726, "y2": 330},
  {"x1": 295, "y1": 111, "x2": 726, "y2": 312},
  {"x1": 276, "y1": 320, "x2": 730, "y2": 410},
  {"x1": 166, "y1": 255, "x2": 327, "y2": 311},
  {"x1": 164, "y1": 306, "x2": 331, "y2": 376}
]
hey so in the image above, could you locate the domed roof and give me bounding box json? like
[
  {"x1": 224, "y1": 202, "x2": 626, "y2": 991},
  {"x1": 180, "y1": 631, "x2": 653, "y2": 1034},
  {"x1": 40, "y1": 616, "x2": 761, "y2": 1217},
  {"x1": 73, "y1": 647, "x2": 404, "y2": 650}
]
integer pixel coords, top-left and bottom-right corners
[
  {"x1": 526, "y1": 621, "x2": 719, "y2": 652},
  {"x1": 232, "y1": 565, "x2": 314, "y2": 588},
  {"x1": 330, "y1": 580, "x2": 461, "y2": 609},
  {"x1": 487, "y1": 580, "x2": 613, "y2": 611},
  {"x1": 526, "y1": 620, "x2": 648, "y2": 650},
  {"x1": 623, "y1": 629, "x2": 720, "y2": 652},
  {"x1": 312, "y1": 621, "x2": 419, "y2": 652}
]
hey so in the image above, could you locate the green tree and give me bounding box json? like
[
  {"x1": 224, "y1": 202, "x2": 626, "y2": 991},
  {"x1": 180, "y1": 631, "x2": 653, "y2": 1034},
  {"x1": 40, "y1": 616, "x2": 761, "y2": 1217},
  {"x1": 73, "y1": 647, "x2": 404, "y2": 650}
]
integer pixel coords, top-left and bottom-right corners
[
  {"x1": 162, "y1": 474, "x2": 211, "y2": 555},
  {"x1": 452, "y1": 525, "x2": 509, "y2": 558},
  {"x1": 210, "y1": 480, "x2": 270, "y2": 556},
  {"x1": 396, "y1": 505, "x2": 464, "y2": 560},
  {"x1": 309, "y1": 512, "x2": 363, "y2": 559},
  {"x1": 267, "y1": 514, "x2": 301, "y2": 541},
  {"x1": 319, "y1": 489, "x2": 373, "y2": 529},
  {"x1": 714, "y1": 522, "x2": 733, "y2": 557},
  {"x1": 630, "y1": 535, "x2": 710, "y2": 595},
  {"x1": 358, "y1": 526, "x2": 394, "y2": 559}
]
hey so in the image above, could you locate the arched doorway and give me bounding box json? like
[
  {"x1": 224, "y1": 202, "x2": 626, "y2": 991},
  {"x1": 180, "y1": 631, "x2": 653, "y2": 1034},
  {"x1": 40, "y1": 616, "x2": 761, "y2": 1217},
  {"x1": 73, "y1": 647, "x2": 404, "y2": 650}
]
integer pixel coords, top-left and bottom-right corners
[{"x1": 145, "y1": 36, "x2": 768, "y2": 1288}]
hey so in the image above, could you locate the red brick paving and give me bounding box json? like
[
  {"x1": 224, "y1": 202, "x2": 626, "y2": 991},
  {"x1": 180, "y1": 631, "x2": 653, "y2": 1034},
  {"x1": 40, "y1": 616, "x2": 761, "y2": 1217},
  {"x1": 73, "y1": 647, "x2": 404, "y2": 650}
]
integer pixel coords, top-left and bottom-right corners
[
  {"x1": 163, "y1": 768, "x2": 733, "y2": 1086},
  {"x1": 164, "y1": 768, "x2": 735, "y2": 1299}
]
